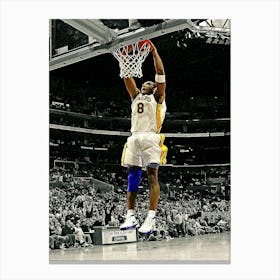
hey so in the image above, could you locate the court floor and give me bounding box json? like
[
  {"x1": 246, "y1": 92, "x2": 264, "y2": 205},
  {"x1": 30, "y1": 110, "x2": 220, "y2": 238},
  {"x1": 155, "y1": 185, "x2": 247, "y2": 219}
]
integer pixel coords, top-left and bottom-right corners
[{"x1": 49, "y1": 232, "x2": 230, "y2": 264}]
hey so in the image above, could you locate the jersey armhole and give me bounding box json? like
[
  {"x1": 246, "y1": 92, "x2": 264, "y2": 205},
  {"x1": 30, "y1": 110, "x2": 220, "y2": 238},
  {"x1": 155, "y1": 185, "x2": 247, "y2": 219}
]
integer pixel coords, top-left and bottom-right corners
[
  {"x1": 154, "y1": 91, "x2": 165, "y2": 104},
  {"x1": 131, "y1": 89, "x2": 141, "y2": 101}
]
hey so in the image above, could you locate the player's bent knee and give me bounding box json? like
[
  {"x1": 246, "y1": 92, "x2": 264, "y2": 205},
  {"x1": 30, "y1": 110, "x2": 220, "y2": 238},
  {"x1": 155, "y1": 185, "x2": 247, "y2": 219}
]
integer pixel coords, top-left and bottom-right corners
[{"x1": 127, "y1": 168, "x2": 142, "y2": 192}]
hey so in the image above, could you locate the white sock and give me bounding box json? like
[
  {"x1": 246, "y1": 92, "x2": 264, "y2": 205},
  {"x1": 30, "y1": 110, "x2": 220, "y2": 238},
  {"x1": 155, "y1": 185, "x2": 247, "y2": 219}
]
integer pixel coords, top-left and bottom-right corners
[
  {"x1": 127, "y1": 209, "x2": 135, "y2": 216},
  {"x1": 147, "y1": 210, "x2": 156, "y2": 218}
]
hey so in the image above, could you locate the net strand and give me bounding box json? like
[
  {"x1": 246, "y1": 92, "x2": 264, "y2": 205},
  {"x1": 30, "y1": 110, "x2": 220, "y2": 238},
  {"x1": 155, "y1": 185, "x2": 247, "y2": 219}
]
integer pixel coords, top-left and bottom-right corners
[{"x1": 112, "y1": 42, "x2": 151, "y2": 78}]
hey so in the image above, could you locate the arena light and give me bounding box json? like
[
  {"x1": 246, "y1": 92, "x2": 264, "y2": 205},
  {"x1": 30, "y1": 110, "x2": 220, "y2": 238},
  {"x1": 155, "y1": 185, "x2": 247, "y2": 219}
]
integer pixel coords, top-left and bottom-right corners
[
  {"x1": 81, "y1": 146, "x2": 93, "y2": 150},
  {"x1": 180, "y1": 149, "x2": 190, "y2": 153},
  {"x1": 94, "y1": 147, "x2": 108, "y2": 151},
  {"x1": 50, "y1": 142, "x2": 59, "y2": 147}
]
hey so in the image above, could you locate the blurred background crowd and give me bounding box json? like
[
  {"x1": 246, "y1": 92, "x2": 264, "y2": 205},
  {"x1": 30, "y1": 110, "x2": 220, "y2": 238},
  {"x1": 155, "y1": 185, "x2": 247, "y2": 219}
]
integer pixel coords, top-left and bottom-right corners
[{"x1": 49, "y1": 165, "x2": 230, "y2": 249}]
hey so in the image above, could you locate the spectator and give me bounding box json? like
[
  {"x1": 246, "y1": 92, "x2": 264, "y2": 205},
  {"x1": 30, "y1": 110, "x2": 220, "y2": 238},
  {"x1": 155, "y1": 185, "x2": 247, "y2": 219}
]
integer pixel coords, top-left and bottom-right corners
[
  {"x1": 185, "y1": 218, "x2": 197, "y2": 236},
  {"x1": 49, "y1": 166, "x2": 230, "y2": 249},
  {"x1": 49, "y1": 221, "x2": 66, "y2": 249},
  {"x1": 174, "y1": 211, "x2": 185, "y2": 237},
  {"x1": 61, "y1": 219, "x2": 76, "y2": 248},
  {"x1": 73, "y1": 221, "x2": 91, "y2": 247}
]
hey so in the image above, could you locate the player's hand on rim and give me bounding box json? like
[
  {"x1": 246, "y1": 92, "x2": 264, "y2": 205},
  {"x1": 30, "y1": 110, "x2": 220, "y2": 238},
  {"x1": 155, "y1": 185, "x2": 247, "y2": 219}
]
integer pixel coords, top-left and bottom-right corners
[{"x1": 146, "y1": 40, "x2": 156, "y2": 53}]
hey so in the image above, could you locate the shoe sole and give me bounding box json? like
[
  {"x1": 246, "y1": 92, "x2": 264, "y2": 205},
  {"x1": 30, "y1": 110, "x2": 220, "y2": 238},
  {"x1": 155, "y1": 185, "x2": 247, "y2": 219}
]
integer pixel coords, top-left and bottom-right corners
[
  {"x1": 138, "y1": 229, "x2": 153, "y2": 235},
  {"x1": 120, "y1": 224, "x2": 138, "y2": 230}
]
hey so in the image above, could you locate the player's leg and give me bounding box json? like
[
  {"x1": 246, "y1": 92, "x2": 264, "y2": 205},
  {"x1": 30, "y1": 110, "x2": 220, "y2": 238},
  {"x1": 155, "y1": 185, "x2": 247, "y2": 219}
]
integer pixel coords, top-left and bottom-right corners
[
  {"x1": 138, "y1": 134, "x2": 167, "y2": 234},
  {"x1": 138, "y1": 165, "x2": 159, "y2": 234},
  {"x1": 120, "y1": 136, "x2": 142, "y2": 230},
  {"x1": 127, "y1": 166, "x2": 142, "y2": 209},
  {"x1": 120, "y1": 166, "x2": 142, "y2": 230},
  {"x1": 147, "y1": 166, "x2": 160, "y2": 210}
]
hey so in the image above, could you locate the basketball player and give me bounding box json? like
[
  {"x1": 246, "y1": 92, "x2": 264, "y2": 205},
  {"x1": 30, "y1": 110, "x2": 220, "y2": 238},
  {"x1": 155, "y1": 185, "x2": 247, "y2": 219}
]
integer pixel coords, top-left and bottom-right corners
[{"x1": 119, "y1": 40, "x2": 168, "y2": 234}]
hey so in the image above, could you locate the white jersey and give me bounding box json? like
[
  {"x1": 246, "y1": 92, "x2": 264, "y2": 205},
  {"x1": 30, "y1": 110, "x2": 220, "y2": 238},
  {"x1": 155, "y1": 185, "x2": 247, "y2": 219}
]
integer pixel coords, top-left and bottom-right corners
[{"x1": 131, "y1": 93, "x2": 167, "y2": 134}]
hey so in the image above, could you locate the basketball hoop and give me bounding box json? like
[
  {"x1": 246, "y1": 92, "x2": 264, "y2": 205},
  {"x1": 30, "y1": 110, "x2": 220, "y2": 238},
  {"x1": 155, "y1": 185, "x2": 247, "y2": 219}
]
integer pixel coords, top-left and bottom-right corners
[{"x1": 112, "y1": 40, "x2": 152, "y2": 79}]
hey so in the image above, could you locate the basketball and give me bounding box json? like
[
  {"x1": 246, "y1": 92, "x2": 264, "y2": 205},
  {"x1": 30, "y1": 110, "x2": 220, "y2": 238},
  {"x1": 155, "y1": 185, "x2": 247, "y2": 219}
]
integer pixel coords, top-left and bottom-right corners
[{"x1": 138, "y1": 39, "x2": 153, "y2": 52}]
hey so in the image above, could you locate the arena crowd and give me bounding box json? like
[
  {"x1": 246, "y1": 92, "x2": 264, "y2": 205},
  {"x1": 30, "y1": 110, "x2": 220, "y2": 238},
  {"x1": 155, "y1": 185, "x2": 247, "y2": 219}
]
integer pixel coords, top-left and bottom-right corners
[{"x1": 49, "y1": 166, "x2": 230, "y2": 249}]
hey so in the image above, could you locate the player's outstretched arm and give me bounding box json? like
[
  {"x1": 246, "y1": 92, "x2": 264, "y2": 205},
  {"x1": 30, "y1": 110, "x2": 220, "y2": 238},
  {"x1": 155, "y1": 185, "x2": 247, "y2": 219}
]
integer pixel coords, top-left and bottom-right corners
[
  {"x1": 124, "y1": 77, "x2": 140, "y2": 100},
  {"x1": 149, "y1": 41, "x2": 166, "y2": 104}
]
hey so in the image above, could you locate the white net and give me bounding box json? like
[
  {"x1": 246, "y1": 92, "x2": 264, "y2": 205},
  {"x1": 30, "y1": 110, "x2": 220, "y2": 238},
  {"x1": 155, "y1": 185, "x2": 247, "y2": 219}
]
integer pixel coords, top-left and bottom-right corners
[{"x1": 112, "y1": 40, "x2": 151, "y2": 78}]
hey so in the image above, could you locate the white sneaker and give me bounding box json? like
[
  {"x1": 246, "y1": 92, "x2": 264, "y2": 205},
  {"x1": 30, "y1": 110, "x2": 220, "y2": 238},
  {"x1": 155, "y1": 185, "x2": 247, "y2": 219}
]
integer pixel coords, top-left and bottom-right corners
[
  {"x1": 119, "y1": 214, "x2": 139, "y2": 230},
  {"x1": 138, "y1": 216, "x2": 156, "y2": 234}
]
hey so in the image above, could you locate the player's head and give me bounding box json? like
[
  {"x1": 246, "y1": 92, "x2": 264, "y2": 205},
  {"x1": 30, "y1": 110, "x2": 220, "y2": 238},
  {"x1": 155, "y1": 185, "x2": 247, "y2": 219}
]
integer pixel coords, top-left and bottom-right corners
[{"x1": 141, "y1": 81, "x2": 156, "y2": 95}]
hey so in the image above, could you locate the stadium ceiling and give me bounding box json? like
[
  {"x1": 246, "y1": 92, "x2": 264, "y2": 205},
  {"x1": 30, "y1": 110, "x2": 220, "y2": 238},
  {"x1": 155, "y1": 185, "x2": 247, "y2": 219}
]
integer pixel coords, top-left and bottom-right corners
[{"x1": 49, "y1": 19, "x2": 230, "y2": 71}]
